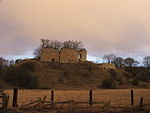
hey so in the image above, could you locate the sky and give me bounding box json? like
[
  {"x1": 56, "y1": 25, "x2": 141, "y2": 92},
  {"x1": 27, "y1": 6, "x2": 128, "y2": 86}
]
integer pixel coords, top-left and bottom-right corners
[{"x1": 1, "y1": 0, "x2": 150, "y2": 63}]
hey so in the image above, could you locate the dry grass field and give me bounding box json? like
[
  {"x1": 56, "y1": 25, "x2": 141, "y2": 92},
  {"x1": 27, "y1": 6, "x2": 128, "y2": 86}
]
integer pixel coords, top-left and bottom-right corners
[{"x1": 3, "y1": 89, "x2": 150, "y2": 109}]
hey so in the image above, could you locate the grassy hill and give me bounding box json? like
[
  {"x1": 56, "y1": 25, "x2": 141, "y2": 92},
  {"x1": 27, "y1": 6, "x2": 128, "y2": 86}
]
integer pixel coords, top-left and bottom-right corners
[{"x1": 0, "y1": 60, "x2": 150, "y2": 89}]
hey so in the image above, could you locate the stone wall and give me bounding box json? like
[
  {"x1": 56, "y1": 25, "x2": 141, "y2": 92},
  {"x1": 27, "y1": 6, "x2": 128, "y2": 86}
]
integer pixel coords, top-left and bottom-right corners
[
  {"x1": 78, "y1": 49, "x2": 87, "y2": 61},
  {"x1": 40, "y1": 48, "x2": 87, "y2": 63},
  {"x1": 59, "y1": 48, "x2": 79, "y2": 63},
  {"x1": 98, "y1": 63, "x2": 116, "y2": 70},
  {"x1": 40, "y1": 48, "x2": 59, "y2": 62}
]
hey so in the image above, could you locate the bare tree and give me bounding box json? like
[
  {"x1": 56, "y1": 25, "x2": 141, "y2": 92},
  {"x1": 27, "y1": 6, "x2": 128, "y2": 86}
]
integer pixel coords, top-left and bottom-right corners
[
  {"x1": 45, "y1": 39, "x2": 50, "y2": 48},
  {"x1": 124, "y1": 57, "x2": 136, "y2": 67},
  {"x1": 49, "y1": 40, "x2": 62, "y2": 50},
  {"x1": 40, "y1": 39, "x2": 47, "y2": 48},
  {"x1": 143, "y1": 56, "x2": 150, "y2": 67},
  {"x1": 103, "y1": 53, "x2": 116, "y2": 63},
  {"x1": 113, "y1": 57, "x2": 124, "y2": 68},
  {"x1": 15, "y1": 59, "x2": 22, "y2": 64},
  {"x1": 9, "y1": 59, "x2": 15, "y2": 66},
  {"x1": 33, "y1": 47, "x2": 42, "y2": 59},
  {"x1": 0, "y1": 57, "x2": 7, "y2": 70},
  {"x1": 72, "y1": 41, "x2": 84, "y2": 50},
  {"x1": 39, "y1": 39, "x2": 84, "y2": 50},
  {"x1": 133, "y1": 60, "x2": 139, "y2": 67},
  {"x1": 63, "y1": 40, "x2": 84, "y2": 50},
  {"x1": 63, "y1": 40, "x2": 74, "y2": 48}
]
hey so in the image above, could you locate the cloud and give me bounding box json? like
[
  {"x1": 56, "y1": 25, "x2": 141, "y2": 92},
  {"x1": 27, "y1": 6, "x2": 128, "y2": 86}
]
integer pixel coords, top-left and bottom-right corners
[{"x1": 1, "y1": 0, "x2": 150, "y2": 59}]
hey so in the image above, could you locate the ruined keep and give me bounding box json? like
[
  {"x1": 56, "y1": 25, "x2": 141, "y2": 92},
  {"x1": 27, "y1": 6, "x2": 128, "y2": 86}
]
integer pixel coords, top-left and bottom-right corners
[
  {"x1": 40, "y1": 48, "x2": 59, "y2": 62},
  {"x1": 40, "y1": 48, "x2": 87, "y2": 63},
  {"x1": 60, "y1": 48, "x2": 79, "y2": 63}
]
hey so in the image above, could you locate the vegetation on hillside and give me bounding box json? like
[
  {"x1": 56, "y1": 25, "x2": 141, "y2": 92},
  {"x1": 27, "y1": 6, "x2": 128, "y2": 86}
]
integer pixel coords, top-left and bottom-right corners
[
  {"x1": 1, "y1": 40, "x2": 150, "y2": 89},
  {"x1": 0, "y1": 61, "x2": 38, "y2": 89},
  {"x1": 0, "y1": 59, "x2": 149, "y2": 89}
]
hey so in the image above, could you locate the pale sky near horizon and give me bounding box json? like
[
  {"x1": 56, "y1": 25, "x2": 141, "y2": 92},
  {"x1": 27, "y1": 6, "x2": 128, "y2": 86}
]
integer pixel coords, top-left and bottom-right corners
[{"x1": 0, "y1": 0, "x2": 150, "y2": 62}]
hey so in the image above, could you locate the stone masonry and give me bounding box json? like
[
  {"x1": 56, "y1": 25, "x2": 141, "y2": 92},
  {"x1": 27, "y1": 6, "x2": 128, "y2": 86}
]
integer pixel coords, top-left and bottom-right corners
[
  {"x1": 40, "y1": 48, "x2": 87, "y2": 63},
  {"x1": 40, "y1": 48, "x2": 59, "y2": 62}
]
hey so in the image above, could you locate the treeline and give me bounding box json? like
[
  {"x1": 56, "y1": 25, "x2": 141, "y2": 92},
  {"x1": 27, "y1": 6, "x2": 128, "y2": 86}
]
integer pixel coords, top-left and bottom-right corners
[
  {"x1": 40, "y1": 39, "x2": 84, "y2": 50},
  {"x1": 34, "y1": 39, "x2": 84, "y2": 59},
  {"x1": 0, "y1": 58, "x2": 15, "y2": 71},
  {"x1": 102, "y1": 53, "x2": 150, "y2": 68}
]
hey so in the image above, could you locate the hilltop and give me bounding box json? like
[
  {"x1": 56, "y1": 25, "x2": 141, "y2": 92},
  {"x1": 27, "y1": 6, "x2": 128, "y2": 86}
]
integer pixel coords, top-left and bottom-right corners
[{"x1": 0, "y1": 60, "x2": 150, "y2": 89}]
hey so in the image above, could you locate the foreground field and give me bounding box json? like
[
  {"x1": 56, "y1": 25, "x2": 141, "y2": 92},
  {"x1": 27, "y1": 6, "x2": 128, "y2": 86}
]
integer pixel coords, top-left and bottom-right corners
[{"x1": 3, "y1": 89, "x2": 150, "y2": 109}]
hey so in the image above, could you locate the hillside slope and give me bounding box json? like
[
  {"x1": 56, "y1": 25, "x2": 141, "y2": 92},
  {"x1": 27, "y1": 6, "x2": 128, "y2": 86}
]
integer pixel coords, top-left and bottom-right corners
[{"x1": 1, "y1": 60, "x2": 150, "y2": 89}]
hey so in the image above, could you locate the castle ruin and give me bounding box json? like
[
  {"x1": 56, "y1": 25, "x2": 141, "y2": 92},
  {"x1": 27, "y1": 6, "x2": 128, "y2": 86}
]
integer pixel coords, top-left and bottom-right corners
[{"x1": 40, "y1": 48, "x2": 87, "y2": 63}]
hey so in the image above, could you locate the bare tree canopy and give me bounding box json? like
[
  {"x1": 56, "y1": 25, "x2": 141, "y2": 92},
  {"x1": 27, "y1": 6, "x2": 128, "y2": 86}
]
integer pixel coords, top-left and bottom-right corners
[
  {"x1": 40, "y1": 39, "x2": 84, "y2": 50},
  {"x1": 103, "y1": 53, "x2": 116, "y2": 63},
  {"x1": 63, "y1": 40, "x2": 83, "y2": 50},
  {"x1": 0, "y1": 57, "x2": 5, "y2": 68},
  {"x1": 49, "y1": 40, "x2": 62, "y2": 50},
  {"x1": 113, "y1": 57, "x2": 124, "y2": 68},
  {"x1": 124, "y1": 57, "x2": 138, "y2": 67},
  {"x1": 40, "y1": 39, "x2": 47, "y2": 48},
  {"x1": 0, "y1": 57, "x2": 8, "y2": 70},
  {"x1": 9, "y1": 59, "x2": 15, "y2": 66},
  {"x1": 33, "y1": 47, "x2": 42, "y2": 59},
  {"x1": 143, "y1": 56, "x2": 150, "y2": 67}
]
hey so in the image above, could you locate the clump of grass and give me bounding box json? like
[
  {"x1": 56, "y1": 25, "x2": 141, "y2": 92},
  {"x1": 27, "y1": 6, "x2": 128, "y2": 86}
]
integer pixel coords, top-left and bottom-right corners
[{"x1": 99, "y1": 78, "x2": 116, "y2": 89}]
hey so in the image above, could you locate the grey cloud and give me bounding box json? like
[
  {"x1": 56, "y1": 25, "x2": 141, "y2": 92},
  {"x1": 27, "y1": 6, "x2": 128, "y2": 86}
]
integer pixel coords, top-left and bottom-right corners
[{"x1": 1, "y1": 0, "x2": 150, "y2": 59}]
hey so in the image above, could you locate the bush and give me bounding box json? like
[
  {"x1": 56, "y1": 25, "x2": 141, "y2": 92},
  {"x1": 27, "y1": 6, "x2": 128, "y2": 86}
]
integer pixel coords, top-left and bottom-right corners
[
  {"x1": 3, "y1": 66, "x2": 38, "y2": 89},
  {"x1": 82, "y1": 73, "x2": 90, "y2": 78},
  {"x1": 135, "y1": 71, "x2": 150, "y2": 83},
  {"x1": 108, "y1": 69, "x2": 117, "y2": 78},
  {"x1": 100, "y1": 78, "x2": 116, "y2": 89},
  {"x1": 63, "y1": 71, "x2": 69, "y2": 77},
  {"x1": 131, "y1": 79, "x2": 139, "y2": 86},
  {"x1": 20, "y1": 62, "x2": 35, "y2": 72},
  {"x1": 117, "y1": 77, "x2": 123, "y2": 85}
]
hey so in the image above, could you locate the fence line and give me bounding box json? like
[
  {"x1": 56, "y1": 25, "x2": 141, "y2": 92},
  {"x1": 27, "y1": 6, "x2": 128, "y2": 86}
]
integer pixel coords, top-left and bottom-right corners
[
  {"x1": 8, "y1": 88, "x2": 148, "y2": 109},
  {"x1": 0, "y1": 92, "x2": 9, "y2": 110}
]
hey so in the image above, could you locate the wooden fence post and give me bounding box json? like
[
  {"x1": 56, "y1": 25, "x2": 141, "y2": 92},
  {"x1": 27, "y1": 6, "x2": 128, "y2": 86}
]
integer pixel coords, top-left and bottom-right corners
[
  {"x1": 2, "y1": 93, "x2": 9, "y2": 110},
  {"x1": 89, "y1": 90, "x2": 93, "y2": 106},
  {"x1": 140, "y1": 97, "x2": 143, "y2": 107},
  {"x1": 12, "y1": 88, "x2": 18, "y2": 107},
  {"x1": 51, "y1": 90, "x2": 54, "y2": 105},
  {"x1": 2, "y1": 93, "x2": 6, "y2": 110},
  {"x1": 131, "y1": 89, "x2": 134, "y2": 106}
]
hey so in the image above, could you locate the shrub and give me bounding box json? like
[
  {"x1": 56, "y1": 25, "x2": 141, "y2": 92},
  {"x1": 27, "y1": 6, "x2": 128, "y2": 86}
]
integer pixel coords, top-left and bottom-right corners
[
  {"x1": 100, "y1": 78, "x2": 116, "y2": 89},
  {"x1": 117, "y1": 77, "x2": 123, "y2": 85},
  {"x1": 135, "y1": 71, "x2": 150, "y2": 83},
  {"x1": 63, "y1": 71, "x2": 69, "y2": 77},
  {"x1": 20, "y1": 62, "x2": 35, "y2": 72},
  {"x1": 108, "y1": 69, "x2": 117, "y2": 78},
  {"x1": 3, "y1": 66, "x2": 38, "y2": 89},
  {"x1": 131, "y1": 79, "x2": 139, "y2": 86},
  {"x1": 82, "y1": 73, "x2": 90, "y2": 78}
]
